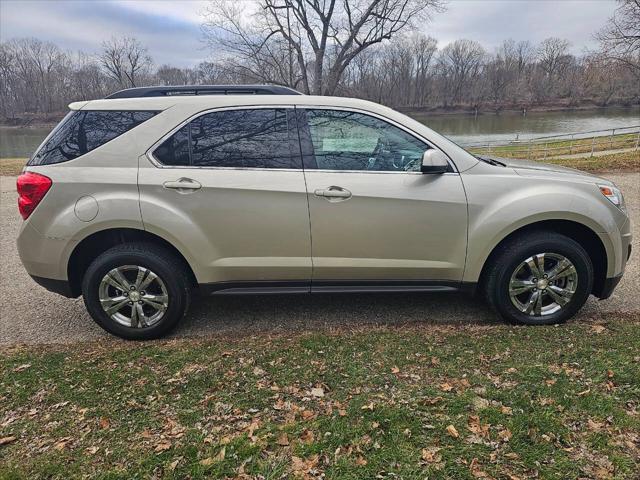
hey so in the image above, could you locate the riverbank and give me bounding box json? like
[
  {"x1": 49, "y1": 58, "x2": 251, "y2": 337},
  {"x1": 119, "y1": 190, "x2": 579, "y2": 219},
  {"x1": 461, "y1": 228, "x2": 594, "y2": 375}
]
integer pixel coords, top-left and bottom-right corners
[
  {"x1": 3, "y1": 102, "x2": 639, "y2": 129},
  {"x1": 399, "y1": 101, "x2": 639, "y2": 117}
]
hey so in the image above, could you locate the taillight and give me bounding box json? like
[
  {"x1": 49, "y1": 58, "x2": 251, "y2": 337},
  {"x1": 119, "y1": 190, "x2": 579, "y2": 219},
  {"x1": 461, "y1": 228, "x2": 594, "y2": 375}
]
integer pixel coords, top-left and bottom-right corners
[{"x1": 17, "y1": 172, "x2": 52, "y2": 220}]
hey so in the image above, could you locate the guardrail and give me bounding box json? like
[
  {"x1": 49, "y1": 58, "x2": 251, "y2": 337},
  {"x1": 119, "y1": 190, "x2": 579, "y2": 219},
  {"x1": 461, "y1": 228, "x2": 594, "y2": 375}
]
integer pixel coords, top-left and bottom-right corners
[{"x1": 461, "y1": 125, "x2": 640, "y2": 159}]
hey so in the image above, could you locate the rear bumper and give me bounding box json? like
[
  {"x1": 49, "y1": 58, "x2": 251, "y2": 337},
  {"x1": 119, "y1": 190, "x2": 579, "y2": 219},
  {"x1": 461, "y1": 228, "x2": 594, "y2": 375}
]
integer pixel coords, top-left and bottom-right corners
[{"x1": 29, "y1": 275, "x2": 78, "y2": 298}]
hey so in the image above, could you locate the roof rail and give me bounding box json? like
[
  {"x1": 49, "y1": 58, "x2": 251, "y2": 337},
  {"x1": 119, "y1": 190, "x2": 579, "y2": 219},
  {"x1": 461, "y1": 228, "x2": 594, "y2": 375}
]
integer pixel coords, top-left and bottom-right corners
[{"x1": 105, "y1": 85, "x2": 303, "y2": 99}]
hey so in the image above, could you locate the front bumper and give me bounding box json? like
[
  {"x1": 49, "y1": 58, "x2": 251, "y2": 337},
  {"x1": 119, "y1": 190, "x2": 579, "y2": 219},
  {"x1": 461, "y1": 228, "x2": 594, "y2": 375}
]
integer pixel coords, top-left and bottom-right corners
[{"x1": 598, "y1": 274, "x2": 623, "y2": 300}]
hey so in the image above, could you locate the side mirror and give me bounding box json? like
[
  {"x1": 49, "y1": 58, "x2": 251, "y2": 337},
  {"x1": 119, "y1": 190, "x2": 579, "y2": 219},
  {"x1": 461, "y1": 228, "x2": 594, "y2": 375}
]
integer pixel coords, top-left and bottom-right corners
[{"x1": 421, "y1": 149, "x2": 449, "y2": 174}]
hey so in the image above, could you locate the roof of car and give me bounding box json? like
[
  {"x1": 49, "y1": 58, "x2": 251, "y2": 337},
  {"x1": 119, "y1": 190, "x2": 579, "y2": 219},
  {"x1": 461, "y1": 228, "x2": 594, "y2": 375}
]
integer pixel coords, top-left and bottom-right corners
[
  {"x1": 105, "y1": 85, "x2": 302, "y2": 99},
  {"x1": 68, "y1": 93, "x2": 384, "y2": 113}
]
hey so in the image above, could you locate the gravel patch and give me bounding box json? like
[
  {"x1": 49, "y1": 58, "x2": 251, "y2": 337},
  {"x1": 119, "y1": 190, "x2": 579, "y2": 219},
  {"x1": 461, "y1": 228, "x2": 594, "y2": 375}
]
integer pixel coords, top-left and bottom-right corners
[{"x1": 1, "y1": 172, "x2": 638, "y2": 345}]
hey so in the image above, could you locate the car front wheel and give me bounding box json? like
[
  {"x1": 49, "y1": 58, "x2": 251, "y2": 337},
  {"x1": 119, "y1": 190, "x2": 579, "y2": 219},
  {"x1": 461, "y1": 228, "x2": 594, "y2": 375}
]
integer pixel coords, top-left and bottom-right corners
[{"x1": 484, "y1": 231, "x2": 594, "y2": 325}]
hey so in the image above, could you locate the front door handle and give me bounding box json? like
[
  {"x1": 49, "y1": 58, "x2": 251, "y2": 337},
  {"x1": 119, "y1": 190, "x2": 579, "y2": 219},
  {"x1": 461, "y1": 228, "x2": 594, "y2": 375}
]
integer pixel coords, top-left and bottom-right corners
[
  {"x1": 163, "y1": 178, "x2": 201, "y2": 193},
  {"x1": 314, "y1": 186, "x2": 352, "y2": 201}
]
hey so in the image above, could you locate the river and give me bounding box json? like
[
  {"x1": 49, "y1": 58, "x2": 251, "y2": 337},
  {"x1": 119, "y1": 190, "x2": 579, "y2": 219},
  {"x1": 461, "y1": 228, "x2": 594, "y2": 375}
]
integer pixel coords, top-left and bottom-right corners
[{"x1": 1, "y1": 107, "x2": 638, "y2": 158}]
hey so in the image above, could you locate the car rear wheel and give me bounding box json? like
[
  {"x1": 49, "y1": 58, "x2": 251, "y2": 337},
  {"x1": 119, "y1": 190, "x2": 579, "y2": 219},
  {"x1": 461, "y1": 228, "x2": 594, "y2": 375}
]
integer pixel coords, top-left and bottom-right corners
[
  {"x1": 484, "y1": 231, "x2": 593, "y2": 325},
  {"x1": 82, "y1": 243, "x2": 191, "y2": 340}
]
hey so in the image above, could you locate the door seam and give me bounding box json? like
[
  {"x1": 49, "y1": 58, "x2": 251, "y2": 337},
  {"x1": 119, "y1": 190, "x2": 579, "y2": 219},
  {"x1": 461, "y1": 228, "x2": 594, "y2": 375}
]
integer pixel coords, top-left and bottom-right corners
[{"x1": 293, "y1": 106, "x2": 315, "y2": 288}]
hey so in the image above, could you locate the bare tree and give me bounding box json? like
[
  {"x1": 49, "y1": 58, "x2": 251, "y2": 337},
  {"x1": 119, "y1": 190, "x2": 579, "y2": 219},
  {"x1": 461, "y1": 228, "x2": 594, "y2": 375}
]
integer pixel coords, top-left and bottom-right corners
[
  {"x1": 437, "y1": 39, "x2": 485, "y2": 105},
  {"x1": 100, "y1": 37, "x2": 153, "y2": 88},
  {"x1": 201, "y1": 0, "x2": 444, "y2": 95},
  {"x1": 1, "y1": 33, "x2": 638, "y2": 121},
  {"x1": 536, "y1": 37, "x2": 571, "y2": 78},
  {"x1": 595, "y1": 0, "x2": 640, "y2": 75}
]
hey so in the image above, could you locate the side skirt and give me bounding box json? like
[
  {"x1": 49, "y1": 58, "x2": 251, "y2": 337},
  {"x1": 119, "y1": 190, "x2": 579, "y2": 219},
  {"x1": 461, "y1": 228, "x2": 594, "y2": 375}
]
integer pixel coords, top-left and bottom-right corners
[{"x1": 199, "y1": 280, "x2": 476, "y2": 296}]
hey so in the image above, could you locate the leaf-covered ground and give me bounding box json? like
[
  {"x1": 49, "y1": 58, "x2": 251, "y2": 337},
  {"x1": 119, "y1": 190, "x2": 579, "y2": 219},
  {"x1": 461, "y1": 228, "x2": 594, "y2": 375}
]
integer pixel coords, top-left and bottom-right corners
[{"x1": 1, "y1": 314, "x2": 639, "y2": 479}]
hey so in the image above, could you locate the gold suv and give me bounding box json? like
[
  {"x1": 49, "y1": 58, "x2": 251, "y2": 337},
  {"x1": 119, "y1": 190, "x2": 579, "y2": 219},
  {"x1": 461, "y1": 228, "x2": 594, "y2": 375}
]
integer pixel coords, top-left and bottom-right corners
[{"x1": 16, "y1": 85, "x2": 632, "y2": 339}]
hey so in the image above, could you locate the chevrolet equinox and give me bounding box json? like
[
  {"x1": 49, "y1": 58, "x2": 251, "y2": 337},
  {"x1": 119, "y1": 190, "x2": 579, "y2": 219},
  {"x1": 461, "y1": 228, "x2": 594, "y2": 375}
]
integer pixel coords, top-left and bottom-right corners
[{"x1": 16, "y1": 85, "x2": 632, "y2": 339}]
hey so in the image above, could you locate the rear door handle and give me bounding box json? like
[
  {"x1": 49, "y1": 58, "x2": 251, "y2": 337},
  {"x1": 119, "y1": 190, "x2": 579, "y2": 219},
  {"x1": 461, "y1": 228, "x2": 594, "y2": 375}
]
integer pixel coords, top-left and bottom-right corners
[
  {"x1": 314, "y1": 186, "x2": 352, "y2": 201},
  {"x1": 163, "y1": 178, "x2": 201, "y2": 192}
]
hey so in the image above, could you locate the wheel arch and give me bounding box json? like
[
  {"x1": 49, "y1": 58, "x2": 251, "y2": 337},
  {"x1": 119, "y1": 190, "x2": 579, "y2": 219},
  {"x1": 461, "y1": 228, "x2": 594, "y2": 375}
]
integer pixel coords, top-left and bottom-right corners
[
  {"x1": 67, "y1": 228, "x2": 198, "y2": 297},
  {"x1": 476, "y1": 219, "x2": 609, "y2": 298}
]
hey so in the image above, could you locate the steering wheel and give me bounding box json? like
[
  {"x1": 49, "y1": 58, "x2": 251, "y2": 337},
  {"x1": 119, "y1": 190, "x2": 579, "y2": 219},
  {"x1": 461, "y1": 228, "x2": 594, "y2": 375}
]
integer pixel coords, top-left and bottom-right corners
[{"x1": 403, "y1": 156, "x2": 421, "y2": 171}]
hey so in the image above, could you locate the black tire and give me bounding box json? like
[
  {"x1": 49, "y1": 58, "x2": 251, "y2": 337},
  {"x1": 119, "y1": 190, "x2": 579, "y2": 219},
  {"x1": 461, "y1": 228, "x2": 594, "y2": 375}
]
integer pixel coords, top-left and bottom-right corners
[
  {"x1": 82, "y1": 242, "x2": 191, "y2": 340},
  {"x1": 484, "y1": 231, "x2": 593, "y2": 325}
]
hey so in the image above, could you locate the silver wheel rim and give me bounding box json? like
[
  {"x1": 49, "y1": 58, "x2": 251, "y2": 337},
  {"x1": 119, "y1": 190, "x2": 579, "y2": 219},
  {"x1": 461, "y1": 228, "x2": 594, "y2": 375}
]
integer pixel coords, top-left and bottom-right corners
[
  {"x1": 509, "y1": 253, "x2": 578, "y2": 317},
  {"x1": 98, "y1": 265, "x2": 169, "y2": 328}
]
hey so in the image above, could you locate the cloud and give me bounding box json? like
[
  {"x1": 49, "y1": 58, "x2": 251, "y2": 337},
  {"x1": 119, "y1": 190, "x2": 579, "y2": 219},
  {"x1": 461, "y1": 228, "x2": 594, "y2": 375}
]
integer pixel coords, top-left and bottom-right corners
[
  {"x1": 0, "y1": 0, "x2": 207, "y2": 66},
  {"x1": 425, "y1": 0, "x2": 615, "y2": 53},
  {"x1": 0, "y1": 0, "x2": 618, "y2": 67}
]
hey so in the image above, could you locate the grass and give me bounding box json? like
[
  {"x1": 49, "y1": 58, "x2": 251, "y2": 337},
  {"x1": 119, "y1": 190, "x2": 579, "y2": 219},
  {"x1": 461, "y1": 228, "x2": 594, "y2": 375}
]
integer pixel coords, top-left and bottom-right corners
[
  {"x1": 1, "y1": 315, "x2": 639, "y2": 479},
  {"x1": 0, "y1": 158, "x2": 26, "y2": 176},
  {"x1": 468, "y1": 133, "x2": 640, "y2": 160},
  {"x1": 544, "y1": 150, "x2": 640, "y2": 173}
]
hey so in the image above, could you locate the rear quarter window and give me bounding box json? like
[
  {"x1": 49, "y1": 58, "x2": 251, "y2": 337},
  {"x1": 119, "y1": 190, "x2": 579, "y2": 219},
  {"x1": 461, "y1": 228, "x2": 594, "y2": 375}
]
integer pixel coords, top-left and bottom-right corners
[{"x1": 29, "y1": 110, "x2": 157, "y2": 166}]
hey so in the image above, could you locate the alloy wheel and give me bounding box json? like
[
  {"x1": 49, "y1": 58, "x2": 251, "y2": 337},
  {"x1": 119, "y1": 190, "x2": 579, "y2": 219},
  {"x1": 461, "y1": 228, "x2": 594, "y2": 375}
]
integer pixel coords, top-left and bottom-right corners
[
  {"x1": 508, "y1": 253, "x2": 578, "y2": 316},
  {"x1": 98, "y1": 265, "x2": 169, "y2": 328}
]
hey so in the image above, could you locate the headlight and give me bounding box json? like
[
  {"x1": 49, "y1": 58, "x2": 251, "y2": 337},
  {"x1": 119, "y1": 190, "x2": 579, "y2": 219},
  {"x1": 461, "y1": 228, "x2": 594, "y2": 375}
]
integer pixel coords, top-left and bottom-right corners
[{"x1": 598, "y1": 184, "x2": 627, "y2": 214}]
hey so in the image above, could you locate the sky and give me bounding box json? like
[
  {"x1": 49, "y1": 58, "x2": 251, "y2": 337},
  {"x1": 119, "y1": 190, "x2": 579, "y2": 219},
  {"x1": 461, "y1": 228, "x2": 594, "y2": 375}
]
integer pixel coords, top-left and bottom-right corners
[{"x1": 0, "y1": 0, "x2": 618, "y2": 67}]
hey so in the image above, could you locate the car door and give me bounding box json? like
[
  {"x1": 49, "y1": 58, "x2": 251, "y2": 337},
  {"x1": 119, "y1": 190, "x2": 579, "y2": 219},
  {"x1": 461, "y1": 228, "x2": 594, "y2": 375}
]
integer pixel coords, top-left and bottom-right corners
[
  {"x1": 297, "y1": 107, "x2": 468, "y2": 287},
  {"x1": 138, "y1": 107, "x2": 312, "y2": 289}
]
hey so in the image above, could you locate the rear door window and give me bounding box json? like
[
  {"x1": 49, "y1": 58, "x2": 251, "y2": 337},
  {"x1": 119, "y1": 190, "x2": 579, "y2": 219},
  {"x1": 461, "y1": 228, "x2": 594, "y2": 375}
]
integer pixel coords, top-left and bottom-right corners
[
  {"x1": 29, "y1": 110, "x2": 157, "y2": 166},
  {"x1": 153, "y1": 108, "x2": 300, "y2": 169}
]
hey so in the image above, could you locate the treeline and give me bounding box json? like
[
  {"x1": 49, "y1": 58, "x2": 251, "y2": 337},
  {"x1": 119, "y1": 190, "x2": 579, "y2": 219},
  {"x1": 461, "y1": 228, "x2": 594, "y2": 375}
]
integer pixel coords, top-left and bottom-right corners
[{"x1": 0, "y1": 34, "x2": 638, "y2": 122}]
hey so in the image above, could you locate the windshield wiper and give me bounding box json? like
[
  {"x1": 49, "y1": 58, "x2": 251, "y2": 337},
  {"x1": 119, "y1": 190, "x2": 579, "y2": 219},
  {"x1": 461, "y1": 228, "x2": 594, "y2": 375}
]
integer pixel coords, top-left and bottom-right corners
[{"x1": 475, "y1": 155, "x2": 506, "y2": 167}]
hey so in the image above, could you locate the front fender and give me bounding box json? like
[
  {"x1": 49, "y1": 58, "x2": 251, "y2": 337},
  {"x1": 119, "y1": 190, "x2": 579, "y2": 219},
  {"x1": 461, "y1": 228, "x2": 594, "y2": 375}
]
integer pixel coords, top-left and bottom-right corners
[{"x1": 462, "y1": 169, "x2": 619, "y2": 282}]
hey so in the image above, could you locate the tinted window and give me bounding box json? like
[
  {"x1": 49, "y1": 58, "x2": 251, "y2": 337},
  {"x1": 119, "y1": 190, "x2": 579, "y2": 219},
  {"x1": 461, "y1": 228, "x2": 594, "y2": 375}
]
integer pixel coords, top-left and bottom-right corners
[
  {"x1": 304, "y1": 110, "x2": 428, "y2": 172},
  {"x1": 154, "y1": 125, "x2": 190, "y2": 166},
  {"x1": 29, "y1": 110, "x2": 157, "y2": 166},
  {"x1": 154, "y1": 109, "x2": 299, "y2": 169}
]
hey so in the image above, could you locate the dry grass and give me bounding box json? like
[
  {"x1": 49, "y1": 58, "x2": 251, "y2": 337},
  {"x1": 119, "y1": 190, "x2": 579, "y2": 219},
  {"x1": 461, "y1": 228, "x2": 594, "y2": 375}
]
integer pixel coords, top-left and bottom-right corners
[{"x1": 0, "y1": 158, "x2": 26, "y2": 176}]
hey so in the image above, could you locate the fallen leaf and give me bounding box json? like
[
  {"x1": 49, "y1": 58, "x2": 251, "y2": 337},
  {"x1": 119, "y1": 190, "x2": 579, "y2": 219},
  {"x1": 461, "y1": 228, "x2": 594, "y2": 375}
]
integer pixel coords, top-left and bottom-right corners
[
  {"x1": 301, "y1": 409, "x2": 315, "y2": 420},
  {"x1": 591, "y1": 325, "x2": 606, "y2": 334},
  {"x1": 467, "y1": 415, "x2": 490, "y2": 438},
  {"x1": 310, "y1": 387, "x2": 325, "y2": 398},
  {"x1": 501, "y1": 406, "x2": 513, "y2": 415},
  {"x1": 469, "y1": 457, "x2": 489, "y2": 478},
  {"x1": 300, "y1": 429, "x2": 314, "y2": 444},
  {"x1": 13, "y1": 364, "x2": 31, "y2": 372},
  {"x1": 338, "y1": 409, "x2": 347, "y2": 417},
  {"x1": 421, "y1": 446, "x2": 442, "y2": 463},
  {"x1": 99, "y1": 417, "x2": 110, "y2": 429},
  {"x1": 86, "y1": 446, "x2": 99, "y2": 455},
  {"x1": 168, "y1": 457, "x2": 182, "y2": 471},
  {"x1": 440, "y1": 382, "x2": 454, "y2": 392},
  {"x1": 498, "y1": 428, "x2": 513, "y2": 442},
  {"x1": 361, "y1": 402, "x2": 374, "y2": 411},
  {"x1": 0, "y1": 436, "x2": 17, "y2": 446},
  {"x1": 391, "y1": 366, "x2": 400, "y2": 374},
  {"x1": 53, "y1": 437, "x2": 72, "y2": 451},
  {"x1": 577, "y1": 389, "x2": 591, "y2": 397},
  {"x1": 355, "y1": 456, "x2": 368, "y2": 466},
  {"x1": 446, "y1": 425, "x2": 459, "y2": 438},
  {"x1": 277, "y1": 433, "x2": 290, "y2": 446},
  {"x1": 154, "y1": 441, "x2": 171, "y2": 453}
]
